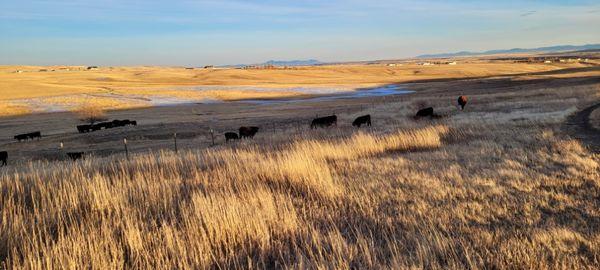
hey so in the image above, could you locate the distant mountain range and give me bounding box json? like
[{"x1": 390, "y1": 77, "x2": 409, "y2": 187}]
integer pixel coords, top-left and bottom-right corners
[
  {"x1": 416, "y1": 44, "x2": 600, "y2": 59},
  {"x1": 222, "y1": 59, "x2": 323, "y2": 68},
  {"x1": 219, "y1": 44, "x2": 600, "y2": 67}
]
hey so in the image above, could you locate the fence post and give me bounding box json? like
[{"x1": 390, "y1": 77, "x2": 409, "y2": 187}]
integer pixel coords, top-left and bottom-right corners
[
  {"x1": 123, "y1": 138, "x2": 129, "y2": 160},
  {"x1": 173, "y1": 133, "x2": 178, "y2": 153},
  {"x1": 59, "y1": 141, "x2": 64, "y2": 159}
]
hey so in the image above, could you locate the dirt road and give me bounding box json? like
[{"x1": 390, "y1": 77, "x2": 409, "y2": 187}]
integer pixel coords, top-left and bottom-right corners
[{"x1": 564, "y1": 103, "x2": 600, "y2": 153}]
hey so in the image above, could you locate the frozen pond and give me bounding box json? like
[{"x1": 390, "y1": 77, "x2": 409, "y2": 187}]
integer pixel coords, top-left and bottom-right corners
[
  {"x1": 178, "y1": 84, "x2": 413, "y2": 96},
  {"x1": 138, "y1": 84, "x2": 414, "y2": 106},
  {"x1": 234, "y1": 84, "x2": 414, "y2": 104}
]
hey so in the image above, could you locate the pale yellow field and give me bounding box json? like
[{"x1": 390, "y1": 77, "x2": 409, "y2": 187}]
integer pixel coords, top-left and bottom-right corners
[
  {"x1": 1, "y1": 60, "x2": 600, "y2": 268},
  {"x1": 0, "y1": 62, "x2": 588, "y2": 117},
  {"x1": 1, "y1": 76, "x2": 599, "y2": 268}
]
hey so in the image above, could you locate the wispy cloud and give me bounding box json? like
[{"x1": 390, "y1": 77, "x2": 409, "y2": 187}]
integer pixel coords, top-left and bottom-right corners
[{"x1": 520, "y1": 10, "x2": 536, "y2": 17}]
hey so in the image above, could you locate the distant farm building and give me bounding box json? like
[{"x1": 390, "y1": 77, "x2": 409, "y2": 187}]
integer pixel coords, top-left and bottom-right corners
[
  {"x1": 447, "y1": 61, "x2": 457, "y2": 65},
  {"x1": 242, "y1": 65, "x2": 276, "y2": 70},
  {"x1": 204, "y1": 65, "x2": 214, "y2": 69}
]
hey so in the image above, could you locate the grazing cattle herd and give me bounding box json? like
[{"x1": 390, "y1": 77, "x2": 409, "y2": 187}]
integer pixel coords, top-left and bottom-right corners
[
  {"x1": 224, "y1": 126, "x2": 259, "y2": 142},
  {"x1": 77, "y1": 119, "x2": 137, "y2": 133},
  {"x1": 1, "y1": 96, "x2": 469, "y2": 167},
  {"x1": 14, "y1": 131, "x2": 42, "y2": 142}
]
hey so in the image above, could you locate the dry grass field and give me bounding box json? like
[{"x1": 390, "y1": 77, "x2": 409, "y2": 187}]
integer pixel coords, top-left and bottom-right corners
[
  {"x1": 1, "y1": 60, "x2": 600, "y2": 269},
  {"x1": 0, "y1": 61, "x2": 589, "y2": 116}
]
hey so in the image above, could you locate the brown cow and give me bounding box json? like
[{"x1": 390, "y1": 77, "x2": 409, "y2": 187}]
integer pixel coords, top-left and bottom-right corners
[{"x1": 458, "y1": 95, "x2": 468, "y2": 110}]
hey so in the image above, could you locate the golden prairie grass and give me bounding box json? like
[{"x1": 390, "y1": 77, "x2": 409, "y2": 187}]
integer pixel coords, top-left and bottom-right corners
[
  {"x1": 1, "y1": 70, "x2": 599, "y2": 268},
  {"x1": 117, "y1": 88, "x2": 308, "y2": 101},
  {"x1": 0, "y1": 61, "x2": 589, "y2": 116},
  {"x1": 0, "y1": 103, "x2": 31, "y2": 117},
  {"x1": 1, "y1": 115, "x2": 599, "y2": 269},
  {"x1": 0, "y1": 126, "x2": 449, "y2": 268}
]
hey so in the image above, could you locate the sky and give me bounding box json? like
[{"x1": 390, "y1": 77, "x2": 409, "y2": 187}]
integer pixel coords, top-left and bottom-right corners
[{"x1": 1, "y1": 0, "x2": 599, "y2": 66}]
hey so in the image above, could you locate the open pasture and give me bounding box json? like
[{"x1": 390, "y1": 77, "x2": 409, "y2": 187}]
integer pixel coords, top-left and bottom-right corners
[{"x1": 0, "y1": 61, "x2": 599, "y2": 269}]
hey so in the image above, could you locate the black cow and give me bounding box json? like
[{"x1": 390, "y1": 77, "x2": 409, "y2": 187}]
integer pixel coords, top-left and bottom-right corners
[
  {"x1": 0, "y1": 151, "x2": 7, "y2": 166},
  {"x1": 90, "y1": 121, "x2": 111, "y2": 130},
  {"x1": 112, "y1": 120, "x2": 126, "y2": 127},
  {"x1": 97, "y1": 122, "x2": 114, "y2": 129},
  {"x1": 67, "y1": 152, "x2": 84, "y2": 161},
  {"x1": 116, "y1": 119, "x2": 135, "y2": 127},
  {"x1": 239, "y1": 126, "x2": 259, "y2": 139},
  {"x1": 458, "y1": 95, "x2": 468, "y2": 110},
  {"x1": 14, "y1": 131, "x2": 41, "y2": 142},
  {"x1": 77, "y1": 124, "x2": 92, "y2": 133},
  {"x1": 91, "y1": 124, "x2": 102, "y2": 131},
  {"x1": 123, "y1": 119, "x2": 137, "y2": 126},
  {"x1": 28, "y1": 131, "x2": 41, "y2": 140},
  {"x1": 14, "y1": 134, "x2": 29, "y2": 142},
  {"x1": 311, "y1": 115, "x2": 337, "y2": 129},
  {"x1": 224, "y1": 132, "x2": 239, "y2": 142},
  {"x1": 352, "y1": 114, "x2": 372, "y2": 128},
  {"x1": 415, "y1": 107, "x2": 434, "y2": 118}
]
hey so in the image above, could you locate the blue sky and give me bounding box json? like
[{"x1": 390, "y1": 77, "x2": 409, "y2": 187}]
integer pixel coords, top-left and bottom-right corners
[{"x1": 1, "y1": 0, "x2": 599, "y2": 66}]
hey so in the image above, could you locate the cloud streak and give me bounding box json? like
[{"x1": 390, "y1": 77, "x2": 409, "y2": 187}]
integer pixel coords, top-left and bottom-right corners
[{"x1": 520, "y1": 10, "x2": 536, "y2": 17}]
